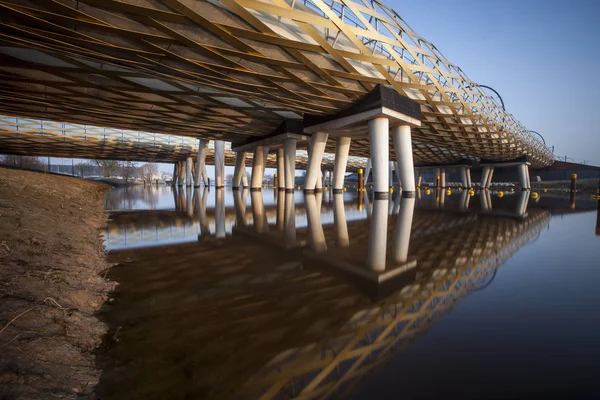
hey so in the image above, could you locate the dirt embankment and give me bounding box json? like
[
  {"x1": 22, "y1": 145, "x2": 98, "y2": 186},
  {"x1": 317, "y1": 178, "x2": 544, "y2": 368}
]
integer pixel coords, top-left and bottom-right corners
[{"x1": 0, "y1": 168, "x2": 114, "y2": 400}]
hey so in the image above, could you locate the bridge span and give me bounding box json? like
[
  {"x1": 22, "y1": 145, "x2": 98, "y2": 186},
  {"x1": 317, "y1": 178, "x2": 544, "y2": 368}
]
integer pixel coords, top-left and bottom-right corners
[{"x1": 0, "y1": 0, "x2": 555, "y2": 193}]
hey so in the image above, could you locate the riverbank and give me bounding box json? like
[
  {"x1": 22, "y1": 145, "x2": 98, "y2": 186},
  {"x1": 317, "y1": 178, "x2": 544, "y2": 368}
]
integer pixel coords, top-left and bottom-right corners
[{"x1": 0, "y1": 168, "x2": 114, "y2": 399}]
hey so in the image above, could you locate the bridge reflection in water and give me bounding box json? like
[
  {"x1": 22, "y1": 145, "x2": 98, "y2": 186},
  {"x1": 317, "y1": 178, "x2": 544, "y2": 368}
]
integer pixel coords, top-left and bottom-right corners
[{"x1": 98, "y1": 188, "x2": 554, "y2": 399}]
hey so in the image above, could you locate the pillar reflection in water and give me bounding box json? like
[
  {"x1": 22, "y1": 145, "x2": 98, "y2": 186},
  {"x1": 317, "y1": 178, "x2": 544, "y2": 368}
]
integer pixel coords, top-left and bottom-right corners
[
  {"x1": 284, "y1": 192, "x2": 296, "y2": 245},
  {"x1": 176, "y1": 186, "x2": 186, "y2": 212},
  {"x1": 333, "y1": 194, "x2": 349, "y2": 247},
  {"x1": 305, "y1": 194, "x2": 327, "y2": 252},
  {"x1": 215, "y1": 188, "x2": 226, "y2": 238},
  {"x1": 251, "y1": 190, "x2": 268, "y2": 233},
  {"x1": 195, "y1": 187, "x2": 210, "y2": 237},
  {"x1": 185, "y1": 187, "x2": 194, "y2": 217},
  {"x1": 481, "y1": 190, "x2": 492, "y2": 212},
  {"x1": 364, "y1": 190, "x2": 372, "y2": 220},
  {"x1": 391, "y1": 197, "x2": 415, "y2": 264},
  {"x1": 392, "y1": 191, "x2": 401, "y2": 215},
  {"x1": 276, "y1": 190, "x2": 285, "y2": 231},
  {"x1": 459, "y1": 189, "x2": 471, "y2": 211},
  {"x1": 366, "y1": 199, "x2": 389, "y2": 271},
  {"x1": 516, "y1": 190, "x2": 530, "y2": 217},
  {"x1": 233, "y1": 187, "x2": 246, "y2": 227}
]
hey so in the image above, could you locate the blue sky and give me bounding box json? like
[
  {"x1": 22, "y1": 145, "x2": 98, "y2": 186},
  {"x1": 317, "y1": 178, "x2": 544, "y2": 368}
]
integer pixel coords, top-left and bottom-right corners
[{"x1": 391, "y1": 0, "x2": 599, "y2": 165}]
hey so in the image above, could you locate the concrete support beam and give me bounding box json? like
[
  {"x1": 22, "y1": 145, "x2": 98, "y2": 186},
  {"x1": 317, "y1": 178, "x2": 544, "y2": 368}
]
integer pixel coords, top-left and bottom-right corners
[
  {"x1": 434, "y1": 167, "x2": 441, "y2": 189},
  {"x1": 364, "y1": 158, "x2": 372, "y2": 185},
  {"x1": 242, "y1": 169, "x2": 249, "y2": 188},
  {"x1": 392, "y1": 125, "x2": 416, "y2": 197},
  {"x1": 283, "y1": 138, "x2": 297, "y2": 191},
  {"x1": 332, "y1": 136, "x2": 351, "y2": 192},
  {"x1": 440, "y1": 168, "x2": 446, "y2": 188},
  {"x1": 186, "y1": 157, "x2": 193, "y2": 186},
  {"x1": 368, "y1": 117, "x2": 389, "y2": 198},
  {"x1": 416, "y1": 168, "x2": 422, "y2": 188},
  {"x1": 172, "y1": 163, "x2": 177, "y2": 186},
  {"x1": 232, "y1": 151, "x2": 246, "y2": 189},
  {"x1": 481, "y1": 166, "x2": 491, "y2": 189},
  {"x1": 251, "y1": 146, "x2": 266, "y2": 190},
  {"x1": 485, "y1": 167, "x2": 494, "y2": 188},
  {"x1": 304, "y1": 132, "x2": 328, "y2": 191},
  {"x1": 195, "y1": 139, "x2": 208, "y2": 187},
  {"x1": 518, "y1": 164, "x2": 531, "y2": 191},
  {"x1": 202, "y1": 163, "x2": 209, "y2": 186},
  {"x1": 276, "y1": 148, "x2": 285, "y2": 190},
  {"x1": 315, "y1": 170, "x2": 323, "y2": 191},
  {"x1": 214, "y1": 140, "x2": 225, "y2": 188},
  {"x1": 466, "y1": 168, "x2": 472, "y2": 188},
  {"x1": 460, "y1": 166, "x2": 468, "y2": 188},
  {"x1": 177, "y1": 161, "x2": 185, "y2": 186}
]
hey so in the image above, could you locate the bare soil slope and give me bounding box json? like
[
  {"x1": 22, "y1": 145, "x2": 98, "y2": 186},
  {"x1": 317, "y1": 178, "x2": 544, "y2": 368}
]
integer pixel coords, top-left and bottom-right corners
[{"x1": 0, "y1": 168, "x2": 114, "y2": 400}]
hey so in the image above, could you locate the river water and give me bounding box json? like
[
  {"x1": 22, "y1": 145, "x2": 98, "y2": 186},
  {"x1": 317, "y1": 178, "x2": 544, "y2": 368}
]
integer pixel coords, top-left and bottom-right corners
[{"x1": 96, "y1": 185, "x2": 600, "y2": 399}]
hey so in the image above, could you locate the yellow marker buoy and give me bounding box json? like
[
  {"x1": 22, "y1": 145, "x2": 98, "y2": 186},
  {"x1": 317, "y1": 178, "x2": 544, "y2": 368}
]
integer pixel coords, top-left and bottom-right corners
[
  {"x1": 497, "y1": 191, "x2": 504, "y2": 198},
  {"x1": 297, "y1": 186, "x2": 301, "y2": 190},
  {"x1": 343, "y1": 187, "x2": 347, "y2": 192},
  {"x1": 390, "y1": 188, "x2": 394, "y2": 193},
  {"x1": 446, "y1": 189, "x2": 452, "y2": 195},
  {"x1": 531, "y1": 192, "x2": 539, "y2": 199},
  {"x1": 469, "y1": 190, "x2": 475, "y2": 197},
  {"x1": 425, "y1": 189, "x2": 431, "y2": 195},
  {"x1": 543, "y1": 188, "x2": 547, "y2": 193},
  {"x1": 510, "y1": 188, "x2": 515, "y2": 192}
]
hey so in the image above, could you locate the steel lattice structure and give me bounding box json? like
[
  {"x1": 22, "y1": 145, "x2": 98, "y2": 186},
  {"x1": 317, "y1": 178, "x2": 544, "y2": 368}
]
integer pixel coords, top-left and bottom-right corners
[{"x1": 0, "y1": 0, "x2": 554, "y2": 167}]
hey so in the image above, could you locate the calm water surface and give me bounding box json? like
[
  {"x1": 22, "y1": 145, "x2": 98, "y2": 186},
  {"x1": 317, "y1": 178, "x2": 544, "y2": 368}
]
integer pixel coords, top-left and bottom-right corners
[{"x1": 97, "y1": 186, "x2": 600, "y2": 399}]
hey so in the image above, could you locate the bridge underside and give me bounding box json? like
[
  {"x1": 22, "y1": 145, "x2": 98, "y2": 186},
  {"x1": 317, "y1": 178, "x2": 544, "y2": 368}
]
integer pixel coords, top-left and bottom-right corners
[{"x1": 0, "y1": 0, "x2": 553, "y2": 168}]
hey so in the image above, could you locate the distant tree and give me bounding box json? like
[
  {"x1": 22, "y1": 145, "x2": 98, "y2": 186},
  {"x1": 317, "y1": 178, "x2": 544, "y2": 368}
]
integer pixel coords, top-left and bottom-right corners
[
  {"x1": 120, "y1": 161, "x2": 136, "y2": 183},
  {"x1": 139, "y1": 162, "x2": 158, "y2": 183},
  {"x1": 0, "y1": 155, "x2": 45, "y2": 171},
  {"x1": 225, "y1": 173, "x2": 233, "y2": 185},
  {"x1": 94, "y1": 160, "x2": 120, "y2": 177}
]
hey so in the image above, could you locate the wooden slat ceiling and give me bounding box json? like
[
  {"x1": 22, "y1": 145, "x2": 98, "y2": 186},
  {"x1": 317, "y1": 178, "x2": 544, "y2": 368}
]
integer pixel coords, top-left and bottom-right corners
[{"x1": 0, "y1": 0, "x2": 554, "y2": 167}]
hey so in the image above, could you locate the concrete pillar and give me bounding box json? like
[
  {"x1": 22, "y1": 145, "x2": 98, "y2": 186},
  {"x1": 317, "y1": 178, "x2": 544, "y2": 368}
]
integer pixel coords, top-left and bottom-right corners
[
  {"x1": 195, "y1": 139, "x2": 208, "y2": 187},
  {"x1": 368, "y1": 117, "x2": 389, "y2": 198},
  {"x1": 466, "y1": 168, "x2": 472, "y2": 188},
  {"x1": 242, "y1": 169, "x2": 249, "y2": 188},
  {"x1": 186, "y1": 157, "x2": 193, "y2": 186},
  {"x1": 486, "y1": 167, "x2": 494, "y2": 189},
  {"x1": 262, "y1": 146, "x2": 271, "y2": 186},
  {"x1": 333, "y1": 136, "x2": 351, "y2": 192},
  {"x1": 305, "y1": 132, "x2": 328, "y2": 191},
  {"x1": 172, "y1": 163, "x2": 177, "y2": 186},
  {"x1": 315, "y1": 170, "x2": 323, "y2": 191},
  {"x1": 440, "y1": 168, "x2": 446, "y2": 188},
  {"x1": 434, "y1": 168, "x2": 440, "y2": 189},
  {"x1": 391, "y1": 197, "x2": 415, "y2": 264},
  {"x1": 215, "y1": 188, "x2": 225, "y2": 238},
  {"x1": 416, "y1": 168, "x2": 423, "y2": 188},
  {"x1": 251, "y1": 146, "x2": 266, "y2": 190},
  {"x1": 481, "y1": 166, "x2": 491, "y2": 189},
  {"x1": 305, "y1": 194, "x2": 327, "y2": 252},
  {"x1": 525, "y1": 166, "x2": 531, "y2": 190},
  {"x1": 283, "y1": 138, "x2": 297, "y2": 191},
  {"x1": 202, "y1": 163, "x2": 208, "y2": 186},
  {"x1": 179, "y1": 161, "x2": 186, "y2": 186},
  {"x1": 284, "y1": 192, "x2": 296, "y2": 245},
  {"x1": 459, "y1": 167, "x2": 468, "y2": 189},
  {"x1": 366, "y1": 198, "x2": 388, "y2": 271},
  {"x1": 276, "y1": 148, "x2": 285, "y2": 190},
  {"x1": 333, "y1": 193, "x2": 349, "y2": 247},
  {"x1": 517, "y1": 164, "x2": 528, "y2": 191},
  {"x1": 364, "y1": 158, "x2": 372, "y2": 186},
  {"x1": 232, "y1": 151, "x2": 247, "y2": 189},
  {"x1": 214, "y1": 140, "x2": 225, "y2": 188},
  {"x1": 392, "y1": 125, "x2": 416, "y2": 196}
]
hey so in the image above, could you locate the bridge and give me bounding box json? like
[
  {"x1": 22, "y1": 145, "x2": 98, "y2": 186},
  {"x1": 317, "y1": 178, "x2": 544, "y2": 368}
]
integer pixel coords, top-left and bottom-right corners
[{"x1": 0, "y1": 0, "x2": 554, "y2": 194}]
